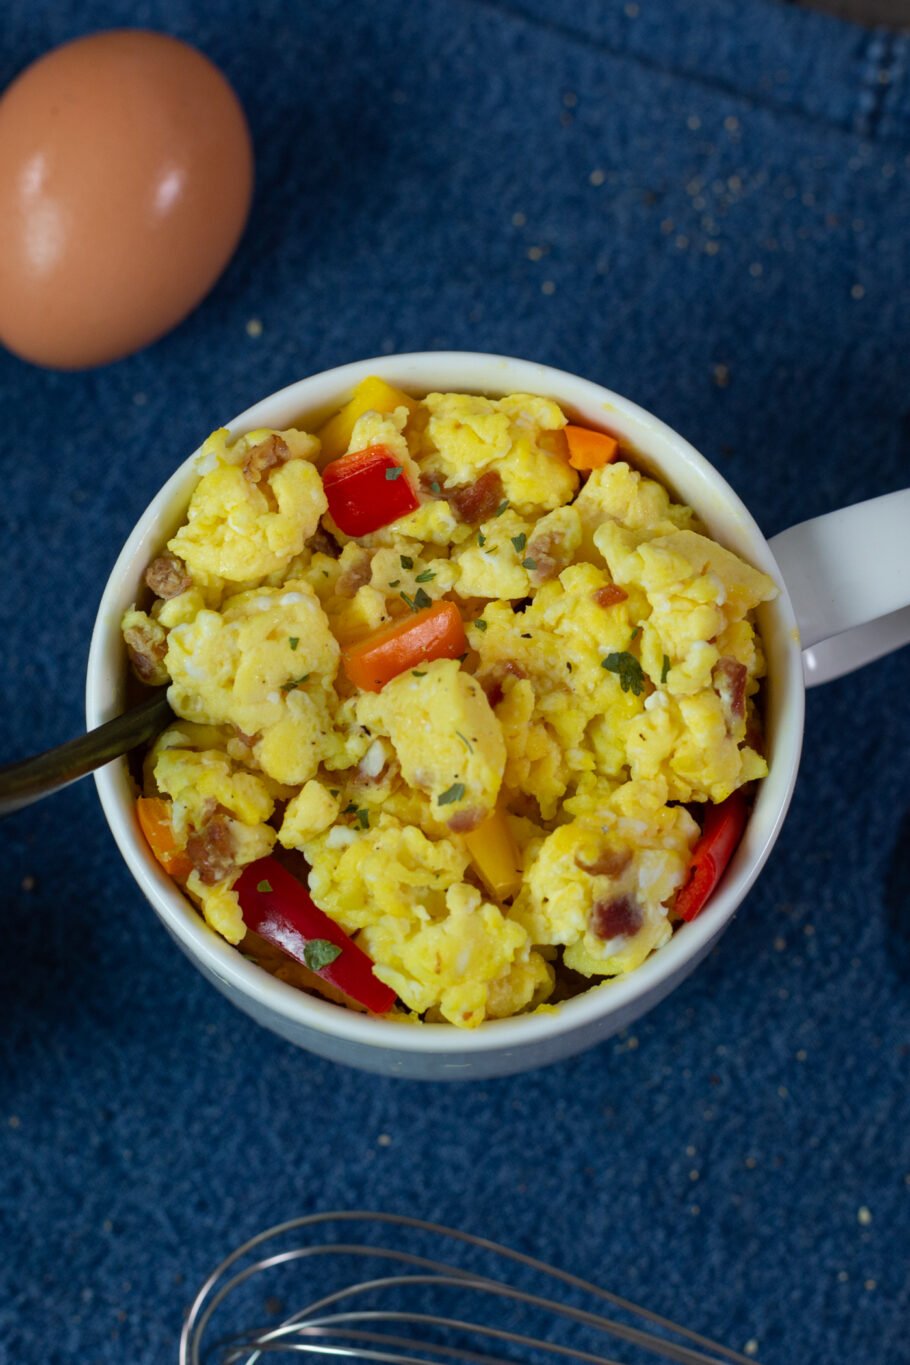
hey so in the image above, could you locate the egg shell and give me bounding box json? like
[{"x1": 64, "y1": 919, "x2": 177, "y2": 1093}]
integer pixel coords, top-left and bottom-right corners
[{"x1": 0, "y1": 29, "x2": 253, "y2": 369}]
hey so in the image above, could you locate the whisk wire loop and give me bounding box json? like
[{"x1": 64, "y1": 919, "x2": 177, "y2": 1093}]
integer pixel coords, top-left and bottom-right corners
[{"x1": 181, "y1": 1210, "x2": 761, "y2": 1365}]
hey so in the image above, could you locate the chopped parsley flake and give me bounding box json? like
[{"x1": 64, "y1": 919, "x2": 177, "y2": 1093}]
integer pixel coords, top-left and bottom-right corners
[
  {"x1": 329, "y1": 789, "x2": 339, "y2": 797},
  {"x1": 411, "y1": 669, "x2": 427, "y2": 677},
  {"x1": 343, "y1": 801, "x2": 358, "y2": 814},
  {"x1": 438, "y1": 782, "x2": 465, "y2": 806},
  {"x1": 456, "y1": 730, "x2": 474, "y2": 753},
  {"x1": 520, "y1": 632, "x2": 532, "y2": 639},
  {"x1": 477, "y1": 531, "x2": 486, "y2": 546},
  {"x1": 289, "y1": 637, "x2": 299, "y2": 650},
  {"x1": 431, "y1": 480, "x2": 441, "y2": 494},
  {"x1": 304, "y1": 939, "x2": 342, "y2": 972},
  {"x1": 511, "y1": 532, "x2": 526, "y2": 553},
  {"x1": 400, "y1": 591, "x2": 417, "y2": 611},
  {"x1": 495, "y1": 499, "x2": 510, "y2": 517},
  {"x1": 356, "y1": 808, "x2": 370, "y2": 829},
  {"x1": 256, "y1": 879, "x2": 272, "y2": 894},
  {"x1": 400, "y1": 555, "x2": 414, "y2": 569},
  {"x1": 388, "y1": 579, "x2": 400, "y2": 587},
  {"x1": 281, "y1": 673, "x2": 310, "y2": 692},
  {"x1": 522, "y1": 557, "x2": 537, "y2": 570},
  {"x1": 602, "y1": 651, "x2": 646, "y2": 695},
  {"x1": 413, "y1": 586, "x2": 432, "y2": 609},
  {"x1": 661, "y1": 654, "x2": 670, "y2": 685},
  {"x1": 384, "y1": 465, "x2": 404, "y2": 480},
  {"x1": 474, "y1": 618, "x2": 488, "y2": 632},
  {"x1": 630, "y1": 625, "x2": 641, "y2": 641},
  {"x1": 415, "y1": 569, "x2": 435, "y2": 582}
]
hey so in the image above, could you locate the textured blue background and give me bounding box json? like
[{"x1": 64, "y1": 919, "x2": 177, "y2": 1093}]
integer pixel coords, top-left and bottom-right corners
[{"x1": 1, "y1": 1, "x2": 908, "y2": 1361}]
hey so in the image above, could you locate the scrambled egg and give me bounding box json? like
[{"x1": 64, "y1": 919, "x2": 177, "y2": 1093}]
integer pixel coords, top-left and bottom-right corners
[{"x1": 124, "y1": 389, "x2": 776, "y2": 1027}]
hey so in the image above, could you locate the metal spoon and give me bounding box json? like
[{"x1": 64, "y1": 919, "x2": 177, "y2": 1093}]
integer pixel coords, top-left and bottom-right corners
[{"x1": 0, "y1": 690, "x2": 172, "y2": 817}]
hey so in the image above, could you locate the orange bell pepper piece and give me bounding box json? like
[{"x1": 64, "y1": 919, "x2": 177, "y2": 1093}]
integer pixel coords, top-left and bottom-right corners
[
  {"x1": 342, "y1": 600, "x2": 466, "y2": 691},
  {"x1": 565, "y1": 424, "x2": 619, "y2": 471},
  {"x1": 463, "y1": 807, "x2": 522, "y2": 900},
  {"x1": 137, "y1": 797, "x2": 194, "y2": 881}
]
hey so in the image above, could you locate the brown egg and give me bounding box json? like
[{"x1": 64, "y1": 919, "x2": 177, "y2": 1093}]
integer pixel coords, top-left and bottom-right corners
[{"x1": 0, "y1": 30, "x2": 253, "y2": 369}]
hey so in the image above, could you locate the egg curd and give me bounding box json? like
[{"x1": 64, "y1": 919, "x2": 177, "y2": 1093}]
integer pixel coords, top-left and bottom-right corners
[{"x1": 123, "y1": 382, "x2": 777, "y2": 1027}]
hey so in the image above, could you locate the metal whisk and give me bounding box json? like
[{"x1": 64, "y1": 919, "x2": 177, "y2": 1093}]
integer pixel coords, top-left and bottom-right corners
[{"x1": 180, "y1": 1211, "x2": 762, "y2": 1365}]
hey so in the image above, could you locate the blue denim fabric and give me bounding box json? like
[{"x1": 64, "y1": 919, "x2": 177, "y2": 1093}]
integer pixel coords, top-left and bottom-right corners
[{"x1": 0, "y1": 2, "x2": 907, "y2": 1361}]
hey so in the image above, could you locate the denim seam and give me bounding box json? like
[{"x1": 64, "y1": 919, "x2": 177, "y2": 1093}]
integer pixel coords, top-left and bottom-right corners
[{"x1": 470, "y1": 0, "x2": 910, "y2": 147}]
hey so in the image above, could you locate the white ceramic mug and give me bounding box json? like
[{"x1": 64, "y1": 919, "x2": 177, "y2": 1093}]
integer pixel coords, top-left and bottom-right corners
[{"x1": 86, "y1": 354, "x2": 910, "y2": 1079}]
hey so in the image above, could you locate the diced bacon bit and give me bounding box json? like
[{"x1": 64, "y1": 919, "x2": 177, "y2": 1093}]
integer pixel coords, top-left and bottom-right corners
[
  {"x1": 144, "y1": 552, "x2": 191, "y2": 601},
  {"x1": 243, "y1": 434, "x2": 292, "y2": 484},
  {"x1": 713, "y1": 656, "x2": 747, "y2": 729},
  {"x1": 576, "y1": 847, "x2": 633, "y2": 878},
  {"x1": 337, "y1": 551, "x2": 373, "y2": 598},
  {"x1": 447, "y1": 806, "x2": 486, "y2": 834},
  {"x1": 419, "y1": 471, "x2": 443, "y2": 496},
  {"x1": 591, "y1": 894, "x2": 643, "y2": 941},
  {"x1": 593, "y1": 584, "x2": 628, "y2": 609},
  {"x1": 480, "y1": 661, "x2": 526, "y2": 709},
  {"x1": 123, "y1": 622, "x2": 167, "y2": 684},
  {"x1": 186, "y1": 811, "x2": 236, "y2": 886},
  {"x1": 446, "y1": 470, "x2": 505, "y2": 524},
  {"x1": 525, "y1": 529, "x2": 567, "y2": 583},
  {"x1": 310, "y1": 524, "x2": 341, "y2": 559}
]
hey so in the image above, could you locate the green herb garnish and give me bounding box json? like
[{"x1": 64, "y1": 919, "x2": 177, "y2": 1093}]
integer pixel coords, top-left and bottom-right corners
[
  {"x1": 431, "y1": 480, "x2": 441, "y2": 494},
  {"x1": 329, "y1": 789, "x2": 339, "y2": 797},
  {"x1": 413, "y1": 586, "x2": 432, "y2": 609},
  {"x1": 602, "y1": 651, "x2": 646, "y2": 695},
  {"x1": 477, "y1": 532, "x2": 486, "y2": 546},
  {"x1": 385, "y1": 465, "x2": 404, "y2": 480},
  {"x1": 289, "y1": 637, "x2": 300, "y2": 650},
  {"x1": 281, "y1": 673, "x2": 310, "y2": 692},
  {"x1": 356, "y1": 808, "x2": 370, "y2": 829},
  {"x1": 522, "y1": 557, "x2": 537, "y2": 571},
  {"x1": 412, "y1": 669, "x2": 427, "y2": 677},
  {"x1": 388, "y1": 579, "x2": 400, "y2": 587},
  {"x1": 343, "y1": 801, "x2": 358, "y2": 814},
  {"x1": 511, "y1": 532, "x2": 527, "y2": 553},
  {"x1": 400, "y1": 591, "x2": 416, "y2": 611},
  {"x1": 661, "y1": 654, "x2": 670, "y2": 685},
  {"x1": 304, "y1": 939, "x2": 342, "y2": 971},
  {"x1": 415, "y1": 569, "x2": 435, "y2": 582},
  {"x1": 256, "y1": 879, "x2": 272, "y2": 894},
  {"x1": 630, "y1": 625, "x2": 641, "y2": 641},
  {"x1": 400, "y1": 555, "x2": 414, "y2": 569},
  {"x1": 456, "y1": 730, "x2": 474, "y2": 753},
  {"x1": 474, "y1": 618, "x2": 488, "y2": 632},
  {"x1": 438, "y1": 782, "x2": 465, "y2": 806},
  {"x1": 494, "y1": 499, "x2": 510, "y2": 517}
]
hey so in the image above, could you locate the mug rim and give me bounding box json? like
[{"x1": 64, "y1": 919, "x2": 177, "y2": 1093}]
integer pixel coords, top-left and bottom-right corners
[{"x1": 87, "y1": 351, "x2": 805, "y2": 1058}]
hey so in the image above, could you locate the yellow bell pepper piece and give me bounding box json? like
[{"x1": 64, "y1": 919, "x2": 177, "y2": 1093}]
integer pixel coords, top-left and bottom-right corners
[
  {"x1": 316, "y1": 376, "x2": 418, "y2": 462},
  {"x1": 463, "y1": 808, "x2": 522, "y2": 901}
]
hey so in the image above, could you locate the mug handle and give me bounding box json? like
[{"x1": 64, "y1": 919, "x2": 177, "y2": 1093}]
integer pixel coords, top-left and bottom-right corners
[{"x1": 768, "y1": 488, "x2": 910, "y2": 687}]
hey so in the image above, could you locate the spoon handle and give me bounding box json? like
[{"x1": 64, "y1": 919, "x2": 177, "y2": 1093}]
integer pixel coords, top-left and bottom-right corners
[{"x1": 0, "y1": 691, "x2": 172, "y2": 817}]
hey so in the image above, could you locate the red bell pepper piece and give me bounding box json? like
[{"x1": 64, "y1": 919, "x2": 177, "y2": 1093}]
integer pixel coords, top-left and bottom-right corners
[
  {"x1": 675, "y1": 791, "x2": 750, "y2": 922},
  {"x1": 235, "y1": 857, "x2": 397, "y2": 1014},
  {"x1": 322, "y1": 444, "x2": 419, "y2": 536}
]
